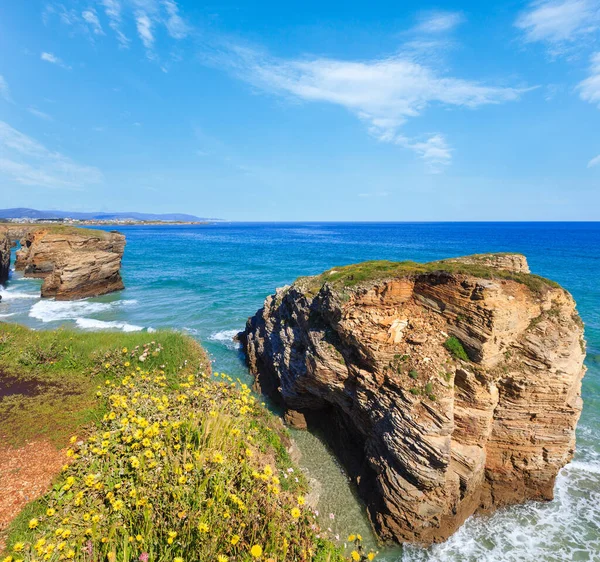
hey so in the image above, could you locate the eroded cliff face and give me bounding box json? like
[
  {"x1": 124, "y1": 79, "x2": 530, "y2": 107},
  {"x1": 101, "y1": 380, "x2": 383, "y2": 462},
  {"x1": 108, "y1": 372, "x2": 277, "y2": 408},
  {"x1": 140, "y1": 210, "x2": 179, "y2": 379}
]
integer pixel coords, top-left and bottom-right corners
[
  {"x1": 14, "y1": 227, "x2": 125, "y2": 300},
  {"x1": 241, "y1": 253, "x2": 586, "y2": 545},
  {"x1": 0, "y1": 233, "x2": 10, "y2": 284}
]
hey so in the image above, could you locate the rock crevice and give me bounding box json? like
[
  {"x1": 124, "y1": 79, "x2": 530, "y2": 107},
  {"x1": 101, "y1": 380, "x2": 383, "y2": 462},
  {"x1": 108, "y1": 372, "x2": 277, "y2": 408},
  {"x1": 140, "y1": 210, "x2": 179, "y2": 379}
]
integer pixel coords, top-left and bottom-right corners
[{"x1": 241, "y1": 253, "x2": 586, "y2": 544}]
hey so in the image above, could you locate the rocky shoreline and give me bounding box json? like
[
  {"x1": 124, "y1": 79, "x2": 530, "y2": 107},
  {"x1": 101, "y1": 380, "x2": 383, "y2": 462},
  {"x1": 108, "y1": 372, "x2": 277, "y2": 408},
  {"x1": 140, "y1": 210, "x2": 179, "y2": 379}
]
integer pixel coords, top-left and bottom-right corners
[
  {"x1": 241, "y1": 253, "x2": 586, "y2": 544},
  {"x1": 1, "y1": 225, "x2": 125, "y2": 300}
]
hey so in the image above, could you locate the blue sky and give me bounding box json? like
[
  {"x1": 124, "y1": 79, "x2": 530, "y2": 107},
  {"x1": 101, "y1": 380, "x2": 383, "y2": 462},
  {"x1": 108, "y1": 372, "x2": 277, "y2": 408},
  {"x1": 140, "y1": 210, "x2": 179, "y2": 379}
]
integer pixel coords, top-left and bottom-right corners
[{"x1": 1, "y1": 0, "x2": 600, "y2": 220}]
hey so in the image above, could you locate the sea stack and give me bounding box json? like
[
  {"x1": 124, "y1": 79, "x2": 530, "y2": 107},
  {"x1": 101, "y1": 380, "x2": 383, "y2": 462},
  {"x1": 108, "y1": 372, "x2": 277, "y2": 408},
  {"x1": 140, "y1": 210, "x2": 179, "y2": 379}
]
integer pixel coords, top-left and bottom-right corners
[
  {"x1": 14, "y1": 227, "x2": 125, "y2": 300},
  {"x1": 241, "y1": 253, "x2": 586, "y2": 544}
]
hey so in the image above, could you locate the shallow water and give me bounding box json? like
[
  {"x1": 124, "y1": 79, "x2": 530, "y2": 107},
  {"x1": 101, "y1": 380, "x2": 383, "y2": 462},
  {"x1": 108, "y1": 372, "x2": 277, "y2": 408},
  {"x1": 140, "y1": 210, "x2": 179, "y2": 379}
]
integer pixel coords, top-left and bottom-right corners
[{"x1": 1, "y1": 222, "x2": 599, "y2": 561}]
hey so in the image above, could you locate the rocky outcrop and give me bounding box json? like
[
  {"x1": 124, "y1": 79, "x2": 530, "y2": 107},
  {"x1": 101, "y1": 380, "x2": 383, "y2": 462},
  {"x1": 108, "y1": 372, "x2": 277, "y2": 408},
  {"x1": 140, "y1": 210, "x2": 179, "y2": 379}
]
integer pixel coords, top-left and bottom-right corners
[
  {"x1": 14, "y1": 227, "x2": 125, "y2": 300},
  {"x1": 241, "y1": 253, "x2": 586, "y2": 545},
  {"x1": 0, "y1": 233, "x2": 10, "y2": 284}
]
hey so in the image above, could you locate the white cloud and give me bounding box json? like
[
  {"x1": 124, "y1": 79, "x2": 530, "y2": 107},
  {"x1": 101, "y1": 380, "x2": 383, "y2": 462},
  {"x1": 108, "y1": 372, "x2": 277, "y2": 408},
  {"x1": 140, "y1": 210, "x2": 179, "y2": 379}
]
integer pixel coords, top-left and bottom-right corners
[
  {"x1": 515, "y1": 0, "x2": 600, "y2": 53},
  {"x1": 578, "y1": 52, "x2": 600, "y2": 105},
  {"x1": 588, "y1": 153, "x2": 600, "y2": 167},
  {"x1": 163, "y1": 0, "x2": 189, "y2": 39},
  {"x1": 0, "y1": 75, "x2": 11, "y2": 102},
  {"x1": 396, "y1": 134, "x2": 452, "y2": 173},
  {"x1": 82, "y1": 9, "x2": 105, "y2": 35},
  {"x1": 135, "y1": 11, "x2": 155, "y2": 50},
  {"x1": 214, "y1": 45, "x2": 528, "y2": 170},
  {"x1": 414, "y1": 11, "x2": 464, "y2": 34},
  {"x1": 100, "y1": 0, "x2": 130, "y2": 47},
  {"x1": 40, "y1": 52, "x2": 71, "y2": 70},
  {"x1": 0, "y1": 121, "x2": 102, "y2": 188},
  {"x1": 27, "y1": 107, "x2": 53, "y2": 121}
]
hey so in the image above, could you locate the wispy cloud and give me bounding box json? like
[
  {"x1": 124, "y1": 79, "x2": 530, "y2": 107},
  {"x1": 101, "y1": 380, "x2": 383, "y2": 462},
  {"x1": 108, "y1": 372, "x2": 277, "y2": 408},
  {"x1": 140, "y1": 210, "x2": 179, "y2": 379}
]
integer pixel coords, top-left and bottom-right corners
[
  {"x1": 27, "y1": 107, "x2": 53, "y2": 121},
  {"x1": 0, "y1": 121, "x2": 102, "y2": 189},
  {"x1": 413, "y1": 11, "x2": 464, "y2": 34},
  {"x1": 41, "y1": 52, "x2": 71, "y2": 70},
  {"x1": 163, "y1": 0, "x2": 189, "y2": 39},
  {"x1": 515, "y1": 0, "x2": 600, "y2": 55},
  {"x1": 0, "y1": 75, "x2": 11, "y2": 103},
  {"x1": 135, "y1": 11, "x2": 155, "y2": 50},
  {"x1": 100, "y1": 0, "x2": 130, "y2": 47},
  {"x1": 82, "y1": 9, "x2": 105, "y2": 35},
  {"x1": 578, "y1": 52, "x2": 600, "y2": 106},
  {"x1": 588, "y1": 153, "x2": 600, "y2": 167},
  {"x1": 210, "y1": 45, "x2": 528, "y2": 171}
]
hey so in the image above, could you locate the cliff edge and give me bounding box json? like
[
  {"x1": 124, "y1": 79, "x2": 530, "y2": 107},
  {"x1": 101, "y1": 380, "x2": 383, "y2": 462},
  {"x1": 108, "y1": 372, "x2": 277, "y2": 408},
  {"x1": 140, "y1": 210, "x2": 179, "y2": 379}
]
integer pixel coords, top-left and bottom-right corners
[
  {"x1": 10, "y1": 226, "x2": 125, "y2": 300},
  {"x1": 241, "y1": 253, "x2": 586, "y2": 544}
]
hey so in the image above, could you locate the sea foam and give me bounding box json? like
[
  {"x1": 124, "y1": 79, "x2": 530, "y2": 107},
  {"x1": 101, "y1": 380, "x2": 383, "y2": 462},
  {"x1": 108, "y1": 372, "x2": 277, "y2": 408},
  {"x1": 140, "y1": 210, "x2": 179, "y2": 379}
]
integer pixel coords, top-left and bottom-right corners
[
  {"x1": 0, "y1": 288, "x2": 39, "y2": 300},
  {"x1": 208, "y1": 329, "x2": 241, "y2": 349},
  {"x1": 75, "y1": 318, "x2": 144, "y2": 332},
  {"x1": 399, "y1": 455, "x2": 600, "y2": 562}
]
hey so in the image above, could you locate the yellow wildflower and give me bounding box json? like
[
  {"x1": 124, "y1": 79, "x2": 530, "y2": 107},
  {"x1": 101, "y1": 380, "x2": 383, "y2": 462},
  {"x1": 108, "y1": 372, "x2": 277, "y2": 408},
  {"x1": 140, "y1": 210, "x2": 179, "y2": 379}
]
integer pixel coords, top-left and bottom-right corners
[
  {"x1": 198, "y1": 523, "x2": 209, "y2": 533},
  {"x1": 230, "y1": 535, "x2": 240, "y2": 546},
  {"x1": 28, "y1": 518, "x2": 39, "y2": 529},
  {"x1": 291, "y1": 507, "x2": 301, "y2": 519},
  {"x1": 351, "y1": 552, "x2": 360, "y2": 561},
  {"x1": 250, "y1": 545, "x2": 263, "y2": 558}
]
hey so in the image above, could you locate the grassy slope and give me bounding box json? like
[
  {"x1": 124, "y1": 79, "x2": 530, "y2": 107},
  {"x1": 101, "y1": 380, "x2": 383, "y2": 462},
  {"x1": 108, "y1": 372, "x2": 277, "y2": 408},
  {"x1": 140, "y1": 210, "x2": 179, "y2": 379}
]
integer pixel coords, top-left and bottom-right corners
[
  {"x1": 299, "y1": 253, "x2": 560, "y2": 296},
  {"x1": 0, "y1": 325, "x2": 371, "y2": 561},
  {"x1": 0, "y1": 324, "x2": 205, "y2": 448}
]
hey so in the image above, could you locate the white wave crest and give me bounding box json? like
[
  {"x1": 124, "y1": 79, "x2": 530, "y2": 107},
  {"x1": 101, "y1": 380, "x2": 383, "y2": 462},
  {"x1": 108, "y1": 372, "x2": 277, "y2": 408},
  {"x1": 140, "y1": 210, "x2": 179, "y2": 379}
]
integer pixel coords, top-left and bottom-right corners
[
  {"x1": 75, "y1": 318, "x2": 144, "y2": 332},
  {"x1": 0, "y1": 288, "x2": 39, "y2": 300},
  {"x1": 29, "y1": 300, "x2": 114, "y2": 322},
  {"x1": 29, "y1": 298, "x2": 137, "y2": 323},
  {"x1": 208, "y1": 329, "x2": 241, "y2": 349}
]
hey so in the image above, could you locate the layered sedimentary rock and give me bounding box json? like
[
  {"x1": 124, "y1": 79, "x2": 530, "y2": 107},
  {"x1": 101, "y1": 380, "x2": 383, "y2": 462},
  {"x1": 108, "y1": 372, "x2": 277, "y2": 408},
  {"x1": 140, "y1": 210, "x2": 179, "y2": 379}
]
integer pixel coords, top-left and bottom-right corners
[
  {"x1": 241, "y1": 253, "x2": 586, "y2": 544},
  {"x1": 14, "y1": 227, "x2": 125, "y2": 300},
  {"x1": 0, "y1": 233, "x2": 10, "y2": 284}
]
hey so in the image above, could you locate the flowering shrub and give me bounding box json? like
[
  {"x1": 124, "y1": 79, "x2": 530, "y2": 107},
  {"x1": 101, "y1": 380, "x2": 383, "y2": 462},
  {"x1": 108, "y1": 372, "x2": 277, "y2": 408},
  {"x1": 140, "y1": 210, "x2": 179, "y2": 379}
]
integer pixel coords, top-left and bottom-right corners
[{"x1": 2, "y1": 340, "x2": 376, "y2": 561}]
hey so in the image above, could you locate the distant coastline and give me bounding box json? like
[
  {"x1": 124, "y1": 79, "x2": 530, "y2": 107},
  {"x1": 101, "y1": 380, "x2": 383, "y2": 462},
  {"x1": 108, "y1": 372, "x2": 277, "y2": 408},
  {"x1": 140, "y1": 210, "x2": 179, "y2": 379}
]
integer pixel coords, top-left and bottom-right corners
[{"x1": 0, "y1": 207, "x2": 221, "y2": 224}]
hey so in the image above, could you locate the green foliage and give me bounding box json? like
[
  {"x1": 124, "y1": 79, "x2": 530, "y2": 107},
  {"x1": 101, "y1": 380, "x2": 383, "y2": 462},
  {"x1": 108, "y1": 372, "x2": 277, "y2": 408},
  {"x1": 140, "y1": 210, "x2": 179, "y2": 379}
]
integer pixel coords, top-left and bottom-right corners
[
  {"x1": 409, "y1": 388, "x2": 421, "y2": 396},
  {"x1": 408, "y1": 370, "x2": 419, "y2": 380},
  {"x1": 444, "y1": 336, "x2": 469, "y2": 362},
  {"x1": 299, "y1": 253, "x2": 560, "y2": 296}
]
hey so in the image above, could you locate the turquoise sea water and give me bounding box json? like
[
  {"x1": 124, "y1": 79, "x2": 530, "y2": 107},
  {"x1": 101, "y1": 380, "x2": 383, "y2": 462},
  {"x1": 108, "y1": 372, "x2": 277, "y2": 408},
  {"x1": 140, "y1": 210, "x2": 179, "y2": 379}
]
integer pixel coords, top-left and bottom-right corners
[{"x1": 1, "y1": 222, "x2": 599, "y2": 561}]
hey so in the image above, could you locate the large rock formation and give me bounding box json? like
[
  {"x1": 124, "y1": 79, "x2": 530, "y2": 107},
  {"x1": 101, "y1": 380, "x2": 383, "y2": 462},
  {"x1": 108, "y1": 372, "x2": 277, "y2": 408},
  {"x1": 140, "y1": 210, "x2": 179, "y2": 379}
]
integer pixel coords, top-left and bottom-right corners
[
  {"x1": 241, "y1": 254, "x2": 586, "y2": 545},
  {"x1": 14, "y1": 227, "x2": 125, "y2": 300},
  {"x1": 0, "y1": 233, "x2": 10, "y2": 284}
]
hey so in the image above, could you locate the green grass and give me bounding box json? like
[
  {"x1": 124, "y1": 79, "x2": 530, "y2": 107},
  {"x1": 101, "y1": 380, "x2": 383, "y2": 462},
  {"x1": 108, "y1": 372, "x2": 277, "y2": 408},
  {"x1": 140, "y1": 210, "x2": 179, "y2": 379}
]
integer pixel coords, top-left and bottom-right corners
[
  {"x1": 5, "y1": 224, "x2": 114, "y2": 240},
  {"x1": 0, "y1": 324, "x2": 206, "y2": 447},
  {"x1": 1, "y1": 326, "x2": 376, "y2": 561},
  {"x1": 443, "y1": 336, "x2": 470, "y2": 362},
  {"x1": 298, "y1": 253, "x2": 560, "y2": 297}
]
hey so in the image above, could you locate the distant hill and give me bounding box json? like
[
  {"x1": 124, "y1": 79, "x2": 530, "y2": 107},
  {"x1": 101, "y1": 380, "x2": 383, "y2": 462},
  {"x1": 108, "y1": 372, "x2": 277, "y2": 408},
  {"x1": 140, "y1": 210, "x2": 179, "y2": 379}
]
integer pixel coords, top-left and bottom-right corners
[{"x1": 0, "y1": 208, "x2": 217, "y2": 222}]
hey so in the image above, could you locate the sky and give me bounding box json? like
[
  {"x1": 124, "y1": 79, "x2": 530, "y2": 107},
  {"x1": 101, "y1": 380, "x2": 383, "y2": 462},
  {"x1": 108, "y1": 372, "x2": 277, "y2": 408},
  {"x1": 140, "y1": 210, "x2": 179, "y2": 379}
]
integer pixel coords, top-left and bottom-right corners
[{"x1": 1, "y1": 0, "x2": 600, "y2": 221}]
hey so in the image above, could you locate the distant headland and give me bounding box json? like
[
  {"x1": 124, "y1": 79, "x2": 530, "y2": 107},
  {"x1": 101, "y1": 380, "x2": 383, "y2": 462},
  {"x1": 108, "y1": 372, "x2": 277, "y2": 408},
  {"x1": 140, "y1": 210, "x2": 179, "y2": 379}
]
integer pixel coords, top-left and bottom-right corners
[{"x1": 0, "y1": 208, "x2": 220, "y2": 225}]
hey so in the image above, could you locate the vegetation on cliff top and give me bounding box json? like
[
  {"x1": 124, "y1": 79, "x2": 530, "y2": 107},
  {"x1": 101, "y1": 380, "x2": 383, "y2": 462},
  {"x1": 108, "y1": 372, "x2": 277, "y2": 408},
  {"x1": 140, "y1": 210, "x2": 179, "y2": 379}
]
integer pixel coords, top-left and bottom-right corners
[
  {"x1": 298, "y1": 254, "x2": 560, "y2": 296},
  {"x1": 1, "y1": 325, "x2": 374, "y2": 561},
  {"x1": 2, "y1": 224, "x2": 115, "y2": 240}
]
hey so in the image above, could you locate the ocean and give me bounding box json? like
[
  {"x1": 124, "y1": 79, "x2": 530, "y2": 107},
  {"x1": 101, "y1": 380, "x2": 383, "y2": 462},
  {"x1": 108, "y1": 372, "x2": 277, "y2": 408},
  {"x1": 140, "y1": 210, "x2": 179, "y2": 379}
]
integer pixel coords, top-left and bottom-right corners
[{"x1": 1, "y1": 222, "x2": 599, "y2": 561}]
